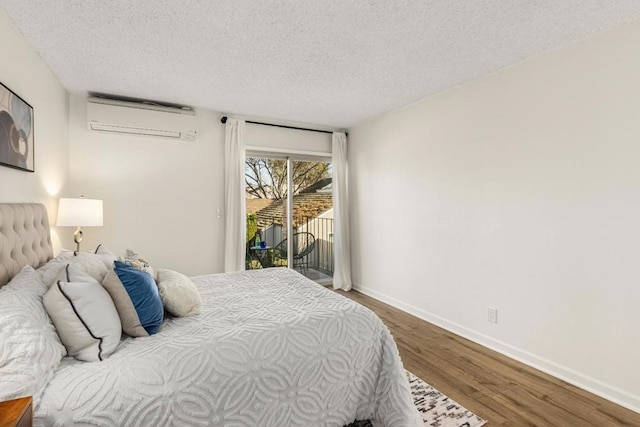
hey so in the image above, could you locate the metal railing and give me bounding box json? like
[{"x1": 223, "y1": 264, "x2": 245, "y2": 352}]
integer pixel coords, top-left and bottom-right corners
[
  {"x1": 250, "y1": 215, "x2": 334, "y2": 275},
  {"x1": 298, "y1": 216, "x2": 334, "y2": 275}
]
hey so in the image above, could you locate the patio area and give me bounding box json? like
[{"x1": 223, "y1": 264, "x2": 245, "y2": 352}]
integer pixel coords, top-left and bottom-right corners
[
  {"x1": 246, "y1": 177, "x2": 334, "y2": 283},
  {"x1": 246, "y1": 215, "x2": 334, "y2": 283}
]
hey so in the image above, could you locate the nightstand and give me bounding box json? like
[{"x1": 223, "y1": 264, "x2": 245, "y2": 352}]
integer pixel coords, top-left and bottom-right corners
[{"x1": 0, "y1": 396, "x2": 32, "y2": 427}]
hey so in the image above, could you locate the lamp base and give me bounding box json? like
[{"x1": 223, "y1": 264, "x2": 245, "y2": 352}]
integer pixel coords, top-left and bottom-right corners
[{"x1": 73, "y1": 227, "x2": 83, "y2": 253}]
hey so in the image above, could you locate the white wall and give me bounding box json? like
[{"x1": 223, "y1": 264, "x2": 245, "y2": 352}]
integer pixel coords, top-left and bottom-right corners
[
  {"x1": 246, "y1": 122, "x2": 331, "y2": 155},
  {"x1": 68, "y1": 98, "x2": 332, "y2": 276},
  {"x1": 0, "y1": 9, "x2": 69, "y2": 251},
  {"x1": 67, "y1": 94, "x2": 225, "y2": 275},
  {"x1": 348, "y1": 20, "x2": 640, "y2": 412}
]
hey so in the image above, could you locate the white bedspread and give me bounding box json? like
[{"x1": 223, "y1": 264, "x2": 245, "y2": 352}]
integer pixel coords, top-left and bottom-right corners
[{"x1": 36, "y1": 268, "x2": 421, "y2": 426}]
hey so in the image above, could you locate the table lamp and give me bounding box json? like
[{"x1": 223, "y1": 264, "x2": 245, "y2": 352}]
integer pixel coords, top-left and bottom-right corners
[{"x1": 57, "y1": 196, "x2": 103, "y2": 252}]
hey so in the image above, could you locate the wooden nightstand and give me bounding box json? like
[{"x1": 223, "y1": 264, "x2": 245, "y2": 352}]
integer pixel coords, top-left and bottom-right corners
[{"x1": 0, "y1": 396, "x2": 32, "y2": 427}]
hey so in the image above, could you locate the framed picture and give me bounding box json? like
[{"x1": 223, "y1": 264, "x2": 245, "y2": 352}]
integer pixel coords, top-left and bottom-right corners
[{"x1": 0, "y1": 82, "x2": 34, "y2": 172}]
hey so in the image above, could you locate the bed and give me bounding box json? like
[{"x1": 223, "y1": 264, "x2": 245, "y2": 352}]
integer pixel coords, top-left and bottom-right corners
[{"x1": 0, "y1": 203, "x2": 421, "y2": 426}]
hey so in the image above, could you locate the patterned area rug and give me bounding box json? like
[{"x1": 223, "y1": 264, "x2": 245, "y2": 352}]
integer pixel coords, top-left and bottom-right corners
[{"x1": 347, "y1": 371, "x2": 486, "y2": 427}]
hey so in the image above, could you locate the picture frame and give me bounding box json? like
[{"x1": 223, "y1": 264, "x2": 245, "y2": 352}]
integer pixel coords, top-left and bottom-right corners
[{"x1": 0, "y1": 82, "x2": 34, "y2": 172}]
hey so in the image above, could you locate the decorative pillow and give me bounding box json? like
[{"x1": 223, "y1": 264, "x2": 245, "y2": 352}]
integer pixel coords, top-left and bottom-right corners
[
  {"x1": 43, "y1": 265, "x2": 121, "y2": 362},
  {"x1": 37, "y1": 258, "x2": 68, "y2": 288},
  {"x1": 58, "y1": 245, "x2": 116, "y2": 269},
  {"x1": 39, "y1": 250, "x2": 110, "y2": 286},
  {"x1": 101, "y1": 261, "x2": 163, "y2": 337},
  {"x1": 0, "y1": 266, "x2": 66, "y2": 404},
  {"x1": 156, "y1": 269, "x2": 202, "y2": 317},
  {"x1": 119, "y1": 249, "x2": 155, "y2": 278},
  {"x1": 93, "y1": 244, "x2": 117, "y2": 270}
]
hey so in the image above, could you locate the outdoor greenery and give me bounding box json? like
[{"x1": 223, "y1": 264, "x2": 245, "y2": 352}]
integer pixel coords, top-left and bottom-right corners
[
  {"x1": 246, "y1": 213, "x2": 261, "y2": 269},
  {"x1": 246, "y1": 213, "x2": 257, "y2": 242}
]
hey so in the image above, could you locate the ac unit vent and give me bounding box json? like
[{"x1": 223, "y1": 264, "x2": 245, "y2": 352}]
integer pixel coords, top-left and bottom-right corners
[{"x1": 86, "y1": 97, "x2": 198, "y2": 141}]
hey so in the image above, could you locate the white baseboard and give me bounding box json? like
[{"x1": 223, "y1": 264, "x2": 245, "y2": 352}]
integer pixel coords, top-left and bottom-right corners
[{"x1": 353, "y1": 284, "x2": 640, "y2": 415}]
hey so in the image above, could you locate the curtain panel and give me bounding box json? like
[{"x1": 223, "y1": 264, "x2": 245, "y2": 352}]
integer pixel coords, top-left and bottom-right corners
[
  {"x1": 332, "y1": 132, "x2": 352, "y2": 290},
  {"x1": 224, "y1": 118, "x2": 246, "y2": 272}
]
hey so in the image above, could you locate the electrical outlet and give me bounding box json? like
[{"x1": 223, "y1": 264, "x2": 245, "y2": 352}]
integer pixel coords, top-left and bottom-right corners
[{"x1": 488, "y1": 307, "x2": 498, "y2": 324}]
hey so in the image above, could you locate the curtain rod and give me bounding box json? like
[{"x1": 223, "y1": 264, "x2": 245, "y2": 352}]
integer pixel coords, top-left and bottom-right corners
[{"x1": 220, "y1": 116, "x2": 346, "y2": 136}]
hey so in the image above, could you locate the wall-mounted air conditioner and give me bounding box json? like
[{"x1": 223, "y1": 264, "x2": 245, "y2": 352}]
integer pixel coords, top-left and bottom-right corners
[{"x1": 86, "y1": 97, "x2": 198, "y2": 141}]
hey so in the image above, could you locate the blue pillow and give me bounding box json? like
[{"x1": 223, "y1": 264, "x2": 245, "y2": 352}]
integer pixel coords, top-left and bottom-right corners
[{"x1": 101, "y1": 261, "x2": 164, "y2": 336}]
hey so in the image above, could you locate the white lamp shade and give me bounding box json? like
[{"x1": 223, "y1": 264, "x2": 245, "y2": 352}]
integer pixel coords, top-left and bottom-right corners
[{"x1": 57, "y1": 198, "x2": 103, "y2": 227}]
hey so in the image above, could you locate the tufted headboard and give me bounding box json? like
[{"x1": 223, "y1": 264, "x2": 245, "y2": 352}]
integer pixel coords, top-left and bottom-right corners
[{"x1": 0, "y1": 203, "x2": 54, "y2": 287}]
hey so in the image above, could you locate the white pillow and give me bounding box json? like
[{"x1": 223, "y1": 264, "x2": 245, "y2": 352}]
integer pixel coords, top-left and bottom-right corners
[
  {"x1": 38, "y1": 250, "x2": 110, "y2": 286},
  {"x1": 57, "y1": 245, "x2": 116, "y2": 269},
  {"x1": 0, "y1": 266, "x2": 66, "y2": 404},
  {"x1": 37, "y1": 259, "x2": 66, "y2": 287},
  {"x1": 92, "y1": 244, "x2": 117, "y2": 269},
  {"x1": 156, "y1": 269, "x2": 202, "y2": 317},
  {"x1": 44, "y1": 265, "x2": 122, "y2": 362}
]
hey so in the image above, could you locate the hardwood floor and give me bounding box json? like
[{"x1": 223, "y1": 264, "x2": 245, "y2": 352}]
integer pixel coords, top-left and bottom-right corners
[{"x1": 335, "y1": 289, "x2": 640, "y2": 426}]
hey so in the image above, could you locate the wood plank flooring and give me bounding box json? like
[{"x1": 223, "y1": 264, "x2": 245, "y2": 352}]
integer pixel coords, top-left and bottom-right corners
[{"x1": 335, "y1": 289, "x2": 640, "y2": 426}]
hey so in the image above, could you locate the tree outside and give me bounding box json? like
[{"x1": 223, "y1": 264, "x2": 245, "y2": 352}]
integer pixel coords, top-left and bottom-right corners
[{"x1": 245, "y1": 158, "x2": 330, "y2": 199}]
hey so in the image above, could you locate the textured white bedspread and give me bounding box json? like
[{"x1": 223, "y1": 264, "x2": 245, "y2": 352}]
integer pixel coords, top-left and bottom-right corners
[{"x1": 36, "y1": 268, "x2": 421, "y2": 426}]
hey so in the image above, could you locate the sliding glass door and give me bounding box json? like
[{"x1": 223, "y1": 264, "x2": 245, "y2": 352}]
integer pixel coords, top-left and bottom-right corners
[{"x1": 245, "y1": 154, "x2": 333, "y2": 283}]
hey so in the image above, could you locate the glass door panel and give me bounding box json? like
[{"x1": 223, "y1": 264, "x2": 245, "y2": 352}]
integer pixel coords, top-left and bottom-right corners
[
  {"x1": 245, "y1": 156, "x2": 288, "y2": 270},
  {"x1": 245, "y1": 155, "x2": 333, "y2": 283},
  {"x1": 290, "y1": 160, "x2": 333, "y2": 283}
]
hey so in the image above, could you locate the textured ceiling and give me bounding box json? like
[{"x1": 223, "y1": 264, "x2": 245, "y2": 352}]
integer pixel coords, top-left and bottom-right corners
[{"x1": 1, "y1": 1, "x2": 640, "y2": 128}]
